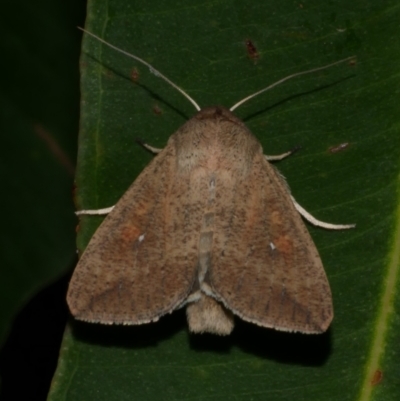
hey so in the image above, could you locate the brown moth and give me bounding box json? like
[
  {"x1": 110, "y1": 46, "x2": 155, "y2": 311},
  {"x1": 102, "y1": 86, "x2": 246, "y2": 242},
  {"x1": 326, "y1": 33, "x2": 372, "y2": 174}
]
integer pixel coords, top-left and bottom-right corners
[{"x1": 68, "y1": 29, "x2": 356, "y2": 335}]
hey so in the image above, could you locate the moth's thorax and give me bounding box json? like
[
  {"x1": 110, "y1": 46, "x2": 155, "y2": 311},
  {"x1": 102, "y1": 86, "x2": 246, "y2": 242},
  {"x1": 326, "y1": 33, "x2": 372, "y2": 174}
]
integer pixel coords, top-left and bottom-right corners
[{"x1": 171, "y1": 106, "x2": 263, "y2": 173}]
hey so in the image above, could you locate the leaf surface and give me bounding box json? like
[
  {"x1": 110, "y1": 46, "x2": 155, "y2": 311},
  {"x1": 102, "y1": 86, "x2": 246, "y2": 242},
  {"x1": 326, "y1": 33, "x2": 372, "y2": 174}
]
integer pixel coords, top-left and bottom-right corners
[{"x1": 49, "y1": 1, "x2": 400, "y2": 400}]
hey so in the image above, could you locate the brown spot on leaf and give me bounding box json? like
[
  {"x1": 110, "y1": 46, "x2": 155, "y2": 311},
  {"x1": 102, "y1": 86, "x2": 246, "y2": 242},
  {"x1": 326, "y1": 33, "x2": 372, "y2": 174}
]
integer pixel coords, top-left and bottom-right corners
[
  {"x1": 371, "y1": 369, "x2": 383, "y2": 386},
  {"x1": 245, "y1": 39, "x2": 259, "y2": 63},
  {"x1": 131, "y1": 68, "x2": 139, "y2": 82},
  {"x1": 153, "y1": 105, "x2": 162, "y2": 115}
]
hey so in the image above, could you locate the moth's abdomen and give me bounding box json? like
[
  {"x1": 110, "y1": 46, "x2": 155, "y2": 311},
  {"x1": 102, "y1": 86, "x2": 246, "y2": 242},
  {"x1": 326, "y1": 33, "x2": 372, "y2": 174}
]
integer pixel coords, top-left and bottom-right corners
[{"x1": 186, "y1": 173, "x2": 235, "y2": 335}]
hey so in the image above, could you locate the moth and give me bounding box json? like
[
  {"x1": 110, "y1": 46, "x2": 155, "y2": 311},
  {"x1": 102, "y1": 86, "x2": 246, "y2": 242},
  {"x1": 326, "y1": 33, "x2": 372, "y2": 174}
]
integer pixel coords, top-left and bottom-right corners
[{"x1": 67, "y1": 29, "x2": 355, "y2": 335}]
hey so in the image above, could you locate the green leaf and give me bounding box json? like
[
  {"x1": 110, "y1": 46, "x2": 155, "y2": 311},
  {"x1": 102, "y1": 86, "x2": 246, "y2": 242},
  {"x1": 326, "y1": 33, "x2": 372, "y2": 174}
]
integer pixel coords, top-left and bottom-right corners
[
  {"x1": 49, "y1": 1, "x2": 400, "y2": 400},
  {"x1": 0, "y1": 0, "x2": 81, "y2": 347}
]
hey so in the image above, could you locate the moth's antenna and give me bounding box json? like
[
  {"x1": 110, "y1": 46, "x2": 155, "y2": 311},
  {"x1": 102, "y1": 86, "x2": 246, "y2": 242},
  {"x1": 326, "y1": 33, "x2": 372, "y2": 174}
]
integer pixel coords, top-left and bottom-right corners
[
  {"x1": 230, "y1": 56, "x2": 356, "y2": 112},
  {"x1": 78, "y1": 27, "x2": 201, "y2": 112}
]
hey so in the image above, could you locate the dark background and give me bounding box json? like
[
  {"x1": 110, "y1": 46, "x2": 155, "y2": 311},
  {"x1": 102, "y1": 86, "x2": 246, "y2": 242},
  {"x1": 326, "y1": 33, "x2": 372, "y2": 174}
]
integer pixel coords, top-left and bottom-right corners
[{"x1": 0, "y1": 0, "x2": 86, "y2": 399}]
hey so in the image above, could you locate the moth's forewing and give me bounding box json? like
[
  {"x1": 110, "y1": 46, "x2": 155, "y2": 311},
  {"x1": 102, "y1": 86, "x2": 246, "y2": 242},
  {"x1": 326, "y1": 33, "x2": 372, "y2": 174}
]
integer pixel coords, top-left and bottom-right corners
[
  {"x1": 208, "y1": 151, "x2": 333, "y2": 334},
  {"x1": 67, "y1": 135, "x2": 202, "y2": 325}
]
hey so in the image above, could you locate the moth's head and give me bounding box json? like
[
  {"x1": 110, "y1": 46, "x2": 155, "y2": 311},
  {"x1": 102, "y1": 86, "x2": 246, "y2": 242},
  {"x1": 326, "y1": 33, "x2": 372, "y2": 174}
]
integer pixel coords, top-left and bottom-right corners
[{"x1": 193, "y1": 106, "x2": 246, "y2": 128}]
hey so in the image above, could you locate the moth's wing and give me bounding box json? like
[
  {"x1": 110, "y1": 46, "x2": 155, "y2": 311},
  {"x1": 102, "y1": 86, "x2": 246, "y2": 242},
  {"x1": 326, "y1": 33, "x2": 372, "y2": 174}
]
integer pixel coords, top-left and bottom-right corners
[
  {"x1": 209, "y1": 154, "x2": 333, "y2": 333},
  {"x1": 67, "y1": 144, "x2": 204, "y2": 325}
]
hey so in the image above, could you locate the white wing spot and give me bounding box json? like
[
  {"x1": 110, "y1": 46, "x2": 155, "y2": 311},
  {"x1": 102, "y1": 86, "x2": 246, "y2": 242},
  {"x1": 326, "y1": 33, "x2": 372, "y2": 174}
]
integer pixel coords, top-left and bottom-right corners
[
  {"x1": 270, "y1": 242, "x2": 276, "y2": 251},
  {"x1": 138, "y1": 233, "x2": 146, "y2": 243}
]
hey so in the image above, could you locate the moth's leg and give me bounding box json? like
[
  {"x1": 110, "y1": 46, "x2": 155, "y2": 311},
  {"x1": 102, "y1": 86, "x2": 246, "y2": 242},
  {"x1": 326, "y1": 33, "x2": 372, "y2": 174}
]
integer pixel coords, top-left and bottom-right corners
[
  {"x1": 76, "y1": 139, "x2": 162, "y2": 217},
  {"x1": 291, "y1": 196, "x2": 355, "y2": 230},
  {"x1": 136, "y1": 138, "x2": 163, "y2": 154},
  {"x1": 75, "y1": 206, "x2": 115, "y2": 216},
  {"x1": 264, "y1": 145, "x2": 300, "y2": 161}
]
